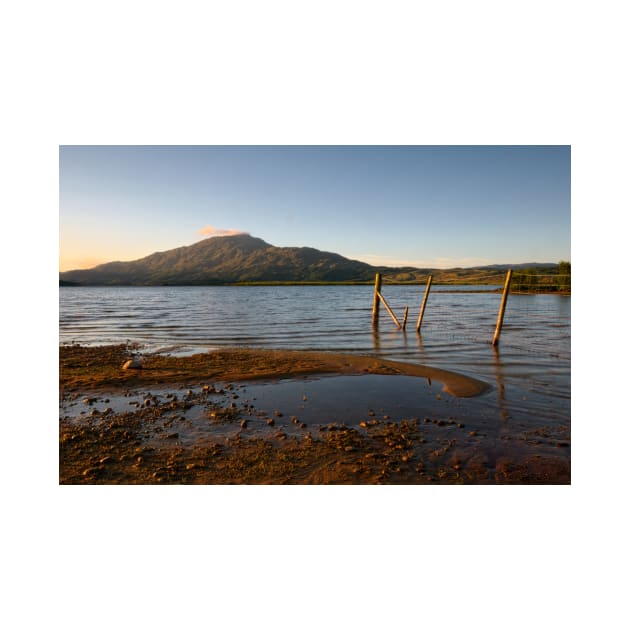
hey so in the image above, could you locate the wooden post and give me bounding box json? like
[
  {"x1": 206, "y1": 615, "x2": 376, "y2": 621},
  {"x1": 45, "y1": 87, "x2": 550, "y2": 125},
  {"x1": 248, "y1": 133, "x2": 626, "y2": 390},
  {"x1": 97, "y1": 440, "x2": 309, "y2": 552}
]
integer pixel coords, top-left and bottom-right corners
[
  {"x1": 492, "y1": 269, "x2": 513, "y2": 346},
  {"x1": 416, "y1": 275, "x2": 433, "y2": 332},
  {"x1": 371, "y1": 273, "x2": 382, "y2": 326},
  {"x1": 402, "y1": 306, "x2": 409, "y2": 330},
  {"x1": 377, "y1": 291, "x2": 402, "y2": 329}
]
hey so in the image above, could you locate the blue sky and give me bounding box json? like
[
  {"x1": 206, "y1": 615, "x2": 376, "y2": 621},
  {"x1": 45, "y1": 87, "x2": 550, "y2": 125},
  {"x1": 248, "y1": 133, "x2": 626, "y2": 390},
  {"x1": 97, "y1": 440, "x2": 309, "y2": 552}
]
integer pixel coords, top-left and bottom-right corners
[{"x1": 59, "y1": 145, "x2": 570, "y2": 271}]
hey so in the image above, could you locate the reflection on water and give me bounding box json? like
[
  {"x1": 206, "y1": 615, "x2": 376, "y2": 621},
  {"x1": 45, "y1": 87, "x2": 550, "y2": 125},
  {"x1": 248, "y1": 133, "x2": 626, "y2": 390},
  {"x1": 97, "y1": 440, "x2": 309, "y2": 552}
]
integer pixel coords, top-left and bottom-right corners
[
  {"x1": 60, "y1": 285, "x2": 570, "y2": 429},
  {"x1": 492, "y1": 345, "x2": 509, "y2": 421}
]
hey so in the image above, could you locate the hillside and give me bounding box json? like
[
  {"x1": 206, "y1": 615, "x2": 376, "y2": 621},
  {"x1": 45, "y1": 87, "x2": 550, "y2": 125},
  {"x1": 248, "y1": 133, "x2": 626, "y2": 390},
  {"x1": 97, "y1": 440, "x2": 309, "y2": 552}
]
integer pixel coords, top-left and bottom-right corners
[
  {"x1": 59, "y1": 235, "x2": 376, "y2": 285},
  {"x1": 59, "y1": 234, "x2": 566, "y2": 287}
]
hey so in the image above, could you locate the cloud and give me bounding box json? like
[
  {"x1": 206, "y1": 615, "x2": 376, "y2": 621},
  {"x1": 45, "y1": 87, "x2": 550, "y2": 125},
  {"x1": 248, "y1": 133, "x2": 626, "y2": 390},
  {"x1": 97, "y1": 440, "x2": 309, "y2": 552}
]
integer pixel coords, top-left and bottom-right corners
[{"x1": 197, "y1": 225, "x2": 249, "y2": 238}]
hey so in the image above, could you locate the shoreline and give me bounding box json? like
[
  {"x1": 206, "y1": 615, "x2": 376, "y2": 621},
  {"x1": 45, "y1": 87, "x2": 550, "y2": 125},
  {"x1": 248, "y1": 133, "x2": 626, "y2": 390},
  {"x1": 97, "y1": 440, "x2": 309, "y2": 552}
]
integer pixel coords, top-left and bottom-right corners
[
  {"x1": 60, "y1": 344, "x2": 490, "y2": 397},
  {"x1": 59, "y1": 344, "x2": 570, "y2": 485}
]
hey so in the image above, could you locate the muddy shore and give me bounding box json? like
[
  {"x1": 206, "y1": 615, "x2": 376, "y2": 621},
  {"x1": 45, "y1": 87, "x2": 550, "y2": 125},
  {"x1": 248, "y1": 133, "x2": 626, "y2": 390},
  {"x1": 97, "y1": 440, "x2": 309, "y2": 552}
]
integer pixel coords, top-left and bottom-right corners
[{"x1": 59, "y1": 344, "x2": 570, "y2": 484}]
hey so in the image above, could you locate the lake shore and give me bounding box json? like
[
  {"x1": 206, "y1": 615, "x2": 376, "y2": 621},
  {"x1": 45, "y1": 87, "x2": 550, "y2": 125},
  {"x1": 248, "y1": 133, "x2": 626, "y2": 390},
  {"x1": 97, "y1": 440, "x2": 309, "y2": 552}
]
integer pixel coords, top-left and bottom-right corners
[{"x1": 59, "y1": 344, "x2": 570, "y2": 484}]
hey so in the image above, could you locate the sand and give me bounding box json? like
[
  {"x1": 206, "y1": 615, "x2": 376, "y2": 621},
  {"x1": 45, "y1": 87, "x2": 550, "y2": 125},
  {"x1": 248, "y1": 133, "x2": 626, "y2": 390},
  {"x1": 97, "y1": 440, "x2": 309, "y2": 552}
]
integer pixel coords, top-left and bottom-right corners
[{"x1": 59, "y1": 344, "x2": 570, "y2": 484}]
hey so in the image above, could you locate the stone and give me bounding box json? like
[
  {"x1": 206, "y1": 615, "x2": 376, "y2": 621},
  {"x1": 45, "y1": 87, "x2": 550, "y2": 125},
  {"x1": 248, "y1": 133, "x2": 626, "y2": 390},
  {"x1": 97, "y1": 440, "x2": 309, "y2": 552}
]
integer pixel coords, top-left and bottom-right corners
[{"x1": 122, "y1": 358, "x2": 142, "y2": 370}]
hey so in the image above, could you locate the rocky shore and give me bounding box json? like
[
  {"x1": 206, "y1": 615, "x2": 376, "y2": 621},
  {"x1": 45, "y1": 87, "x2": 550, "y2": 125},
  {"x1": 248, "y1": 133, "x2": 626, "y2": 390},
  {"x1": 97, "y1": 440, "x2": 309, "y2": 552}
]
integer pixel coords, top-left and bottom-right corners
[{"x1": 59, "y1": 344, "x2": 570, "y2": 484}]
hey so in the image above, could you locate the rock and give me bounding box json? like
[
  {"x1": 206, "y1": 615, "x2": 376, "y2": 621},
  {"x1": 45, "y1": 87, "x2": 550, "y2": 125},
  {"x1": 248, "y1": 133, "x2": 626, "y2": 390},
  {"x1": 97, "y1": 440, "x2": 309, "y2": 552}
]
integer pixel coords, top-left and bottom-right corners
[
  {"x1": 240, "y1": 420, "x2": 248, "y2": 428},
  {"x1": 122, "y1": 358, "x2": 142, "y2": 370},
  {"x1": 266, "y1": 418, "x2": 275, "y2": 426}
]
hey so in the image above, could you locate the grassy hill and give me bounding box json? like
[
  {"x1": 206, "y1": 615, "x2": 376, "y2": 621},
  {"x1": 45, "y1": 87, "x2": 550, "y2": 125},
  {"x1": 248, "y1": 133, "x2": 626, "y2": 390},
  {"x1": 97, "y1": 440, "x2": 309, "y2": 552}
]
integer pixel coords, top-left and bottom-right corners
[{"x1": 59, "y1": 234, "x2": 568, "y2": 289}]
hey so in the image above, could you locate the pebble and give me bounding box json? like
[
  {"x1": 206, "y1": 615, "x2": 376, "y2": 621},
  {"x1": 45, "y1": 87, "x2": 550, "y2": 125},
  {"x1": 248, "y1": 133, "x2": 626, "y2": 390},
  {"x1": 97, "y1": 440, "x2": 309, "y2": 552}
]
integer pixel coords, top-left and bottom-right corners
[
  {"x1": 266, "y1": 418, "x2": 275, "y2": 426},
  {"x1": 122, "y1": 359, "x2": 142, "y2": 370},
  {"x1": 240, "y1": 420, "x2": 248, "y2": 428}
]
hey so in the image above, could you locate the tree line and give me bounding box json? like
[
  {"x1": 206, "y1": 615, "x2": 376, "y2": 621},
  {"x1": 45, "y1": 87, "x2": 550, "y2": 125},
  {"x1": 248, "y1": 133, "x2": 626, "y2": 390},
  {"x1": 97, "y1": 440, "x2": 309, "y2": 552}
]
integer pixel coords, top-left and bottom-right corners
[{"x1": 511, "y1": 261, "x2": 571, "y2": 293}]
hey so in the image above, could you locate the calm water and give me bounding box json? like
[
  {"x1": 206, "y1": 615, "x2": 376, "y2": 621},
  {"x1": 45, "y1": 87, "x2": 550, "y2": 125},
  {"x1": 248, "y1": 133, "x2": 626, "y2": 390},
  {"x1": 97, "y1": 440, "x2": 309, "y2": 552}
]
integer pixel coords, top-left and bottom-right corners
[{"x1": 59, "y1": 285, "x2": 571, "y2": 428}]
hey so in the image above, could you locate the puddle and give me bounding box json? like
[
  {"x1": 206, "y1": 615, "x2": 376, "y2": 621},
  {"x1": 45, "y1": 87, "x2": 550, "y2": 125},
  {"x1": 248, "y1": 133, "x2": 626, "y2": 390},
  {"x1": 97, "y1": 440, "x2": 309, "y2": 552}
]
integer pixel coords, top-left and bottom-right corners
[{"x1": 60, "y1": 374, "x2": 493, "y2": 447}]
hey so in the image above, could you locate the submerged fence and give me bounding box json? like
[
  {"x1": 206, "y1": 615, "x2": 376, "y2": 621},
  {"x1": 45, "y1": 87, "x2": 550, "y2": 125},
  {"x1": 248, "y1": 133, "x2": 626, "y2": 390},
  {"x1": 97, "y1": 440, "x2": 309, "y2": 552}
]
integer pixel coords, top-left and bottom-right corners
[{"x1": 371, "y1": 269, "x2": 571, "y2": 348}]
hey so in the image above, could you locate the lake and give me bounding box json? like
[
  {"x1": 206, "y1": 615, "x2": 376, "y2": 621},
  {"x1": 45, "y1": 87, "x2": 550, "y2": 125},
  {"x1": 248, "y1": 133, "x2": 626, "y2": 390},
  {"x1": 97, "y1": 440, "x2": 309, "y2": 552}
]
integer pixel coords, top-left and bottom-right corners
[{"x1": 59, "y1": 285, "x2": 570, "y2": 432}]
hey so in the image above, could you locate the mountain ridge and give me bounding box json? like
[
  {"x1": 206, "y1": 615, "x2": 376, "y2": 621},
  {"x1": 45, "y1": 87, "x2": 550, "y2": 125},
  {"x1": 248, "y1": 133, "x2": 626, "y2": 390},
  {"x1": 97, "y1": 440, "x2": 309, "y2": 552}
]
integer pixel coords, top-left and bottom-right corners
[{"x1": 59, "y1": 234, "x2": 564, "y2": 286}]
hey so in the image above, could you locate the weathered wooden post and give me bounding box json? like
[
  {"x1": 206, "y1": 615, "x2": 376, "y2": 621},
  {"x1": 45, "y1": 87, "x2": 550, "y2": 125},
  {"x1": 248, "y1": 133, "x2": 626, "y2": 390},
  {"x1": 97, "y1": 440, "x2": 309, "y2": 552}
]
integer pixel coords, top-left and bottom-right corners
[
  {"x1": 416, "y1": 274, "x2": 433, "y2": 332},
  {"x1": 371, "y1": 273, "x2": 382, "y2": 326},
  {"x1": 402, "y1": 306, "x2": 409, "y2": 330},
  {"x1": 492, "y1": 269, "x2": 513, "y2": 346},
  {"x1": 377, "y1": 290, "x2": 402, "y2": 329}
]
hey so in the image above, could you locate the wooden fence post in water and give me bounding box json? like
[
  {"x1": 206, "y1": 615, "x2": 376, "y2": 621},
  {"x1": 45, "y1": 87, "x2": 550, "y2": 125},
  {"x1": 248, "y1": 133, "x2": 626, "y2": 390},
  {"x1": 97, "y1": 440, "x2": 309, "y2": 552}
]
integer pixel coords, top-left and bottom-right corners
[
  {"x1": 371, "y1": 273, "x2": 382, "y2": 326},
  {"x1": 402, "y1": 306, "x2": 409, "y2": 330},
  {"x1": 492, "y1": 269, "x2": 513, "y2": 346},
  {"x1": 377, "y1": 291, "x2": 402, "y2": 329},
  {"x1": 416, "y1": 274, "x2": 433, "y2": 332}
]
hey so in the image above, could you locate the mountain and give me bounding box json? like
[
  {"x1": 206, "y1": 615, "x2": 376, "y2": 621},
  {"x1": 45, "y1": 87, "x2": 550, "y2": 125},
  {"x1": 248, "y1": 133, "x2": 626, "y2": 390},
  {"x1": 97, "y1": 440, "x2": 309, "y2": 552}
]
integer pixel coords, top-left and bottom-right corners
[
  {"x1": 59, "y1": 234, "x2": 566, "y2": 286},
  {"x1": 59, "y1": 235, "x2": 377, "y2": 285}
]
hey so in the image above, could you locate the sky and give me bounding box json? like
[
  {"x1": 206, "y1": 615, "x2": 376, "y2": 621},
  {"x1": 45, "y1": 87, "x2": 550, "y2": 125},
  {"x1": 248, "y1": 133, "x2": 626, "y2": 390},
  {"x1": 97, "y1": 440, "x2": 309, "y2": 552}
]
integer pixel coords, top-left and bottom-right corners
[{"x1": 59, "y1": 145, "x2": 570, "y2": 271}]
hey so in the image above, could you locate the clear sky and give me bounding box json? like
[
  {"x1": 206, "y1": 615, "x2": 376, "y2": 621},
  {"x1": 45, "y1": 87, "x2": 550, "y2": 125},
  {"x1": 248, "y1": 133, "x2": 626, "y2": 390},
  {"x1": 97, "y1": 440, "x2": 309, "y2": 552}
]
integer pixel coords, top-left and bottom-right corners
[{"x1": 59, "y1": 145, "x2": 570, "y2": 271}]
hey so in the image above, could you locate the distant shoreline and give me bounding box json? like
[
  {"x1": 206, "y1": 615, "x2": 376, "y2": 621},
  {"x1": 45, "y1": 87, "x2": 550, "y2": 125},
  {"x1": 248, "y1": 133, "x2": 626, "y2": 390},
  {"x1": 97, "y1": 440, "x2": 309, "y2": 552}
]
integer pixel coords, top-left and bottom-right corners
[{"x1": 59, "y1": 281, "x2": 570, "y2": 294}]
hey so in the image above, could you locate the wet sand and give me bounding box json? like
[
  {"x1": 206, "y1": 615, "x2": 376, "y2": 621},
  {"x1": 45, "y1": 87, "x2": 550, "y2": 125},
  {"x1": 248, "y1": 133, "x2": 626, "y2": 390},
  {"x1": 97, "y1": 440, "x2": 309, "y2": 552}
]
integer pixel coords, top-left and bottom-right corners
[{"x1": 59, "y1": 344, "x2": 570, "y2": 484}]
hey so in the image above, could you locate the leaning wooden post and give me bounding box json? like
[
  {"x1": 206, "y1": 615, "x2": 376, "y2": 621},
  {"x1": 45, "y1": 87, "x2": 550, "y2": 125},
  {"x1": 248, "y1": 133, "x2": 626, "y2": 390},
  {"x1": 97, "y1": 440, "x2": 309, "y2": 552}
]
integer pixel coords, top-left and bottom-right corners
[
  {"x1": 377, "y1": 291, "x2": 402, "y2": 329},
  {"x1": 402, "y1": 306, "x2": 409, "y2": 330},
  {"x1": 371, "y1": 273, "x2": 382, "y2": 326},
  {"x1": 492, "y1": 269, "x2": 513, "y2": 346},
  {"x1": 416, "y1": 274, "x2": 433, "y2": 332}
]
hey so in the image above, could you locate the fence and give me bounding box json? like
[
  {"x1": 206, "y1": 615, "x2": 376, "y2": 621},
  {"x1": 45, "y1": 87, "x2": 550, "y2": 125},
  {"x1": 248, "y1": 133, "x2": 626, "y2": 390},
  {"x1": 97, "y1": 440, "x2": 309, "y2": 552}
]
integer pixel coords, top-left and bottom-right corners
[{"x1": 371, "y1": 269, "x2": 571, "y2": 347}]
